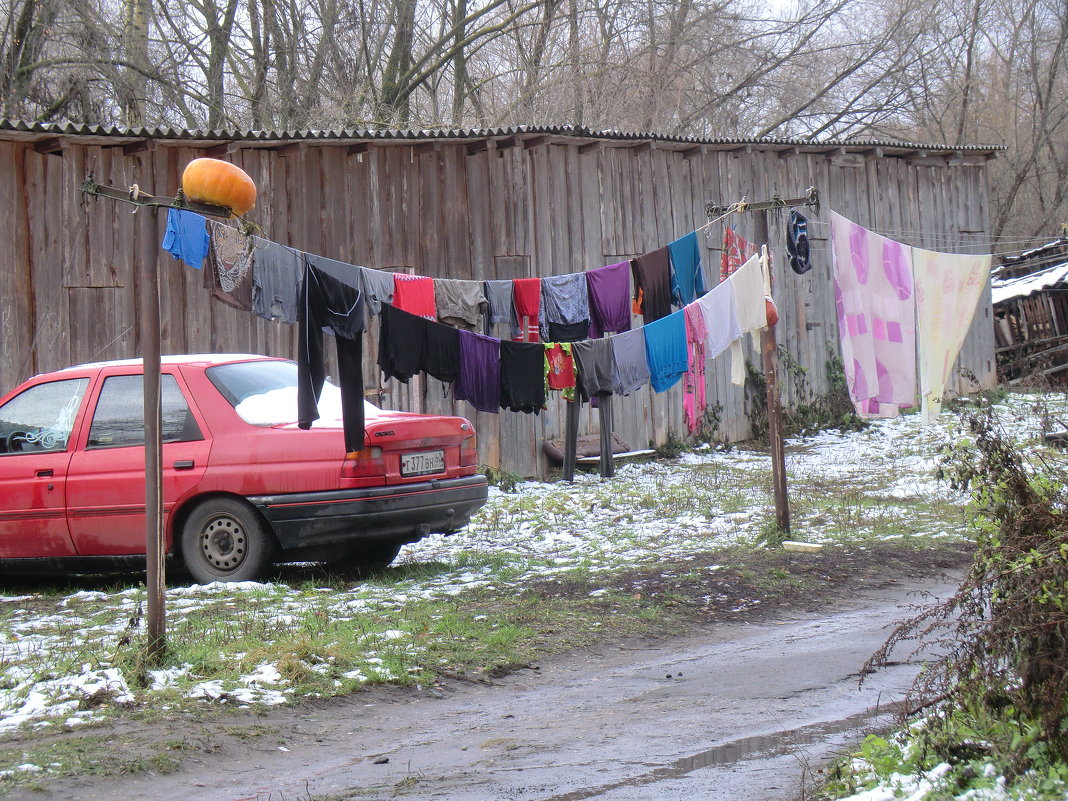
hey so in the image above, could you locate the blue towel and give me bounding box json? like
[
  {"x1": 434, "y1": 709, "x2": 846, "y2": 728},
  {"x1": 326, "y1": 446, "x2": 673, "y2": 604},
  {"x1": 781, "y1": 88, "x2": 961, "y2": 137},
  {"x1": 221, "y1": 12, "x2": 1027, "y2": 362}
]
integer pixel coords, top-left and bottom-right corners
[
  {"x1": 643, "y1": 309, "x2": 689, "y2": 392},
  {"x1": 162, "y1": 209, "x2": 209, "y2": 269},
  {"x1": 668, "y1": 231, "x2": 706, "y2": 306}
]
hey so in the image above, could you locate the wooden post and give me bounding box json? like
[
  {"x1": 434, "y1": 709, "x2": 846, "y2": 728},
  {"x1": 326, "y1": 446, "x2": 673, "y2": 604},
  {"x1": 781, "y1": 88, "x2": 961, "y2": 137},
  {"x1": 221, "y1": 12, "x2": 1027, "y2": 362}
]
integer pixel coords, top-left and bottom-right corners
[
  {"x1": 140, "y1": 206, "x2": 166, "y2": 661},
  {"x1": 754, "y1": 212, "x2": 790, "y2": 534},
  {"x1": 562, "y1": 398, "x2": 580, "y2": 482},
  {"x1": 78, "y1": 178, "x2": 233, "y2": 663},
  {"x1": 598, "y1": 395, "x2": 614, "y2": 478}
]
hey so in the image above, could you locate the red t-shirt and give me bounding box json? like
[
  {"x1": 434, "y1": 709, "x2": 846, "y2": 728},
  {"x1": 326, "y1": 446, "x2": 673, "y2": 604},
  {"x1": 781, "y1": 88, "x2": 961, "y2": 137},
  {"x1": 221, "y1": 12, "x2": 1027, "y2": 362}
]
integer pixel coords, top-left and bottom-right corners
[
  {"x1": 393, "y1": 274, "x2": 437, "y2": 319},
  {"x1": 544, "y1": 343, "x2": 576, "y2": 391}
]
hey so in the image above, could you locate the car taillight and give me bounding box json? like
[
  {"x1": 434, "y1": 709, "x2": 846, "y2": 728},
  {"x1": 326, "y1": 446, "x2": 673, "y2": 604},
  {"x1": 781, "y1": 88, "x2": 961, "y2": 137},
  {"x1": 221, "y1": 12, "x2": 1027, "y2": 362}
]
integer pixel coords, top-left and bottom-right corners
[
  {"x1": 460, "y1": 436, "x2": 477, "y2": 467},
  {"x1": 342, "y1": 446, "x2": 385, "y2": 479}
]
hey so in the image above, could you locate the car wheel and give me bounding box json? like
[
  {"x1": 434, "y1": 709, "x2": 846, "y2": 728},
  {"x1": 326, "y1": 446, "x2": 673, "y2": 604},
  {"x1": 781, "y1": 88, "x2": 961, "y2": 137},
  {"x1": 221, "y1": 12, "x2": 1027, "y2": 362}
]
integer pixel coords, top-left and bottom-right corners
[{"x1": 181, "y1": 498, "x2": 276, "y2": 583}]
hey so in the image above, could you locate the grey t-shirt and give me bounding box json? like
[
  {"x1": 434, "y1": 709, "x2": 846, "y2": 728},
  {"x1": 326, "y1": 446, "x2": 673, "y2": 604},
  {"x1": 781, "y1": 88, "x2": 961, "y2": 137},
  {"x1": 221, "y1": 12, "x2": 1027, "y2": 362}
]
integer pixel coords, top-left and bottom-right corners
[
  {"x1": 360, "y1": 268, "x2": 395, "y2": 316},
  {"x1": 573, "y1": 337, "x2": 615, "y2": 401},
  {"x1": 252, "y1": 238, "x2": 303, "y2": 324},
  {"x1": 610, "y1": 328, "x2": 651, "y2": 395},
  {"x1": 484, "y1": 279, "x2": 520, "y2": 338}
]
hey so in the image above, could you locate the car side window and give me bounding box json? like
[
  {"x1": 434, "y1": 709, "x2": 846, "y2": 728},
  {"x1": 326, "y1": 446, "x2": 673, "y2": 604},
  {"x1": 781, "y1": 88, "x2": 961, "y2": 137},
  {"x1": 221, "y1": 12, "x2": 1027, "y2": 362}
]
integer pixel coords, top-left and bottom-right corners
[
  {"x1": 86, "y1": 374, "x2": 203, "y2": 449},
  {"x1": 0, "y1": 378, "x2": 90, "y2": 455}
]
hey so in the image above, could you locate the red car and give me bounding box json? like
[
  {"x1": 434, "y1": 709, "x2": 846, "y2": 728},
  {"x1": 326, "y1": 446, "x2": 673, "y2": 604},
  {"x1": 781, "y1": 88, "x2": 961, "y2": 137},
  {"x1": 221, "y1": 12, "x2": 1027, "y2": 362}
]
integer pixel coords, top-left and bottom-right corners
[{"x1": 0, "y1": 355, "x2": 488, "y2": 582}]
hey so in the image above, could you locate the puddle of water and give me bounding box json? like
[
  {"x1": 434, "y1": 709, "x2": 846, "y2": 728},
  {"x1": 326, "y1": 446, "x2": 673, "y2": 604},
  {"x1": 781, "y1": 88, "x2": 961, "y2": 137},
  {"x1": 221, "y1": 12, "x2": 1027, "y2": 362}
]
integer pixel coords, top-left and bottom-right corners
[{"x1": 538, "y1": 701, "x2": 904, "y2": 801}]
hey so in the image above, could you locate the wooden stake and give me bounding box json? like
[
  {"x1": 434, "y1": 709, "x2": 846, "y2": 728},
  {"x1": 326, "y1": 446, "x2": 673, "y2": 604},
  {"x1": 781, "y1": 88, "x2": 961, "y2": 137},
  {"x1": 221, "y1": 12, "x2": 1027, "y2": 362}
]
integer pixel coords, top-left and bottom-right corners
[
  {"x1": 81, "y1": 178, "x2": 231, "y2": 662},
  {"x1": 139, "y1": 206, "x2": 166, "y2": 661},
  {"x1": 598, "y1": 395, "x2": 614, "y2": 478},
  {"x1": 563, "y1": 398, "x2": 580, "y2": 482},
  {"x1": 755, "y1": 212, "x2": 791, "y2": 534}
]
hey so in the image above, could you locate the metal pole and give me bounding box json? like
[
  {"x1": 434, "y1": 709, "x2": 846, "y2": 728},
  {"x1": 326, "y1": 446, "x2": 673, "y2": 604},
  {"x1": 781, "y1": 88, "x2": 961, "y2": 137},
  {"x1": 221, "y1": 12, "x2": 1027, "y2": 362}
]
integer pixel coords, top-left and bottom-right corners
[
  {"x1": 140, "y1": 206, "x2": 166, "y2": 661},
  {"x1": 754, "y1": 211, "x2": 791, "y2": 534}
]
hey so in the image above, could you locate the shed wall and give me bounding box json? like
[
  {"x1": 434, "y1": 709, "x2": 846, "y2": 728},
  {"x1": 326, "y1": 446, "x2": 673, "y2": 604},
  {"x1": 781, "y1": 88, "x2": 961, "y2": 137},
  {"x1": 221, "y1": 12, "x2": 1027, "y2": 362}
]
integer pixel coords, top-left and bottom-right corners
[{"x1": 0, "y1": 136, "x2": 996, "y2": 476}]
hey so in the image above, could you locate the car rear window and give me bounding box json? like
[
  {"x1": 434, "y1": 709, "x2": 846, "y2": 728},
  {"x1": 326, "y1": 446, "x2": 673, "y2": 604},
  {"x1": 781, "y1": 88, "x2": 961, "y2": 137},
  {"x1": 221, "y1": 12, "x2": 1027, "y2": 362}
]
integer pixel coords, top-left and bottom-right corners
[{"x1": 206, "y1": 360, "x2": 379, "y2": 426}]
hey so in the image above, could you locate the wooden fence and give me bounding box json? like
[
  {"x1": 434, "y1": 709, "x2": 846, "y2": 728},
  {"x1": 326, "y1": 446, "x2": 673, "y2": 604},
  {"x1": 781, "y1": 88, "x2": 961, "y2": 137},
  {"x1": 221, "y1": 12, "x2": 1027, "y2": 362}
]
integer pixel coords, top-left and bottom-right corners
[{"x1": 0, "y1": 126, "x2": 998, "y2": 476}]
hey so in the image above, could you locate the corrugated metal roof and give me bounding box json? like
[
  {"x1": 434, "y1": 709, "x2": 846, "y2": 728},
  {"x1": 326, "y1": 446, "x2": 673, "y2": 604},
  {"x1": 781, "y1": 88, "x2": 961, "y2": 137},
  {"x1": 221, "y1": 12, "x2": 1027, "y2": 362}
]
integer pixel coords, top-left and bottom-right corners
[
  {"x1": 992, "y1": 261, "x2": 1068, "y2": 304},
  {"x1": 0, "y1": 119, "x2": 1004, "y2": 154}
]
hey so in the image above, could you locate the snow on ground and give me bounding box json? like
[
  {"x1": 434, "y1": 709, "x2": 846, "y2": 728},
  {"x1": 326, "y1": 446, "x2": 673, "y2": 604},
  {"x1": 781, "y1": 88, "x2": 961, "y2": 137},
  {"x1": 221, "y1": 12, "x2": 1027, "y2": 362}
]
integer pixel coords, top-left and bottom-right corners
[{"x1": 0, "y1": 392, "x2": 1064, "y2": 744}]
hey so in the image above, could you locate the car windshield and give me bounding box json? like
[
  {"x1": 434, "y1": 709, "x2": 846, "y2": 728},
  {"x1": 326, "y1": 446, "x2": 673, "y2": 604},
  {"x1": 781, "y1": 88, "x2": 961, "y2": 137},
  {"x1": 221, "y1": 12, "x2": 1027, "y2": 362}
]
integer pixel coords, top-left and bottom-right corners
[{"x1": 206, "y1": 360, "x2": 379, "y2": 426}]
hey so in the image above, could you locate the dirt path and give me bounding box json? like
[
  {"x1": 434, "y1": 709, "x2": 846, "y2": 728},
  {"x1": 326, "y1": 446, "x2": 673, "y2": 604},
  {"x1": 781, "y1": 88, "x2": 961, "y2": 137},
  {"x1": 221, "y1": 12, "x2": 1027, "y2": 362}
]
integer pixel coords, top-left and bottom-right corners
[{"x1": 41, "y1": 568, "x2": 960, "y2": 801}]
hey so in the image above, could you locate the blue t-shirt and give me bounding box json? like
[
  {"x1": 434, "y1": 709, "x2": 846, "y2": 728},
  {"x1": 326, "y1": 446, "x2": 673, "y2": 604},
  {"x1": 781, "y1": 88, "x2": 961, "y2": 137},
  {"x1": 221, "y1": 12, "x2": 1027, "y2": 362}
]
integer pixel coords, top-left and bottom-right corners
[
  {"x1": 643, "y1": 309, "x2": 689, "y2": 393},
  {"x1": 161, "y1": 209, "x2": 209, "y2": 269},
  {"x1": 668, "y1": 231, "x2": 706, "y2": 306}
]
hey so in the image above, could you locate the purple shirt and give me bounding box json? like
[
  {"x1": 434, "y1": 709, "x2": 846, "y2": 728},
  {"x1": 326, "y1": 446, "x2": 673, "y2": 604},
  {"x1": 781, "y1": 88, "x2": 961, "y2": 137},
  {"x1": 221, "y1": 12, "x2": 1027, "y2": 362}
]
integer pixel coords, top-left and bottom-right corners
[
  {"x1": 586, "y1": 261, "x2": 632, "y2": 338},
  {"x1": 454, "y1": 330, "x2": 501, "y2": 413}
]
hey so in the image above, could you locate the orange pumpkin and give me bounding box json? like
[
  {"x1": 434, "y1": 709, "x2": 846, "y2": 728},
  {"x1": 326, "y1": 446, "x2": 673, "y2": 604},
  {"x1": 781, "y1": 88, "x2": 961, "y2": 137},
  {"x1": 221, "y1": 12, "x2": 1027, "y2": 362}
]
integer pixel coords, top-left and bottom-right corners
[{"x1": 181, "y1": 158, "x2": 257, "y2": 217}]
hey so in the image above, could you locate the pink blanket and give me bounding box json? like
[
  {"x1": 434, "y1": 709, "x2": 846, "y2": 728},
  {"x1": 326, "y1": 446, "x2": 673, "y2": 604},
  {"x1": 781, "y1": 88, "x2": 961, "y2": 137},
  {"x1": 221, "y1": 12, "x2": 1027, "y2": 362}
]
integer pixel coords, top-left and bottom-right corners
[{"x1": 829, "y1": 211, "x2": 917, "y2": 418}]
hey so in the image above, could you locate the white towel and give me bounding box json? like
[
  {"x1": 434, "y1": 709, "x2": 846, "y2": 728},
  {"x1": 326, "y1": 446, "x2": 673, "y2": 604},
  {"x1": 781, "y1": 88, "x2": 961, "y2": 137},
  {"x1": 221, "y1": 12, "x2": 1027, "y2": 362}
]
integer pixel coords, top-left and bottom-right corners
[{"x1": 727, "y1": 254, "x2": 767, "y2": 385}]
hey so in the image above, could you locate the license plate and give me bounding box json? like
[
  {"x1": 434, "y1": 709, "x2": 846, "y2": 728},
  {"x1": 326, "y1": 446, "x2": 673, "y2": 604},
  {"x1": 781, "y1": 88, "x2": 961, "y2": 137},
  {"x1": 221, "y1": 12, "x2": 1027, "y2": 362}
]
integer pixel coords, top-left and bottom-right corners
[{"x1": 401, "y1": 450, "x2": 445, "y2": 477}]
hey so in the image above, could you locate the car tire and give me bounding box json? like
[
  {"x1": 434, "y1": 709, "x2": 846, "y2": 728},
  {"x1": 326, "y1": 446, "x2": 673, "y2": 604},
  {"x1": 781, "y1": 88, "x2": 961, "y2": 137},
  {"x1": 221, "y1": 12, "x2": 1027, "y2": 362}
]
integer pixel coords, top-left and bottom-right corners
[{"x1": 181, "y1": 498, "x2": 276, "y2": 583}]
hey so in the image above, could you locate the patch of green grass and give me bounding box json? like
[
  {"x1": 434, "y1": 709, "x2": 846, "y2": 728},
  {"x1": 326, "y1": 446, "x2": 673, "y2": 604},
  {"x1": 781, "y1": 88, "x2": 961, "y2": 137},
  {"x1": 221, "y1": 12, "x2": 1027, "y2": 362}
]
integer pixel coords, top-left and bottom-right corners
[{"x1": 0, "y1": 732, "x2": 197, "y2": 787}]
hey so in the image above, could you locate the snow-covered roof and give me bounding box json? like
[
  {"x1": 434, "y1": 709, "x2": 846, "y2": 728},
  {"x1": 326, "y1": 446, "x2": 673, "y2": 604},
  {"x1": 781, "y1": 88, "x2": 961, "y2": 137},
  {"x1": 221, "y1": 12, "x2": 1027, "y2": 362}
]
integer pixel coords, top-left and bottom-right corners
[{"x1": 992, "y1": 261, "x2": 1068, "y2": 304}]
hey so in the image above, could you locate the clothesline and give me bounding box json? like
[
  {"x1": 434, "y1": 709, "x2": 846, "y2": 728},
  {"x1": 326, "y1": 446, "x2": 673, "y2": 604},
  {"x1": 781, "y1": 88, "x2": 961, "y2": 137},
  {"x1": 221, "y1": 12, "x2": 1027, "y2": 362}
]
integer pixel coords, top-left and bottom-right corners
[
  {"x1": 162, "y1": 207, "x2": 774, "y2": 441},
  {"x1": 800, "y1": 218, "x2": 1061, "y2": 259}
]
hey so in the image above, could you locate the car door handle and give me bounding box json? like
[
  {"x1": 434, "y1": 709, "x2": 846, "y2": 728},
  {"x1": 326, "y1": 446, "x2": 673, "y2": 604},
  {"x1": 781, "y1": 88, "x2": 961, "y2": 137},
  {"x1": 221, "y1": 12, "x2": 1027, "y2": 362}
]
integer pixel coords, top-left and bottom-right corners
[
  {"x1": 173, "y1": 460, "x2": 195, "y2": 470},
  {"x1": 35, "y1": 469, "x2": 54, "y2": 478}
]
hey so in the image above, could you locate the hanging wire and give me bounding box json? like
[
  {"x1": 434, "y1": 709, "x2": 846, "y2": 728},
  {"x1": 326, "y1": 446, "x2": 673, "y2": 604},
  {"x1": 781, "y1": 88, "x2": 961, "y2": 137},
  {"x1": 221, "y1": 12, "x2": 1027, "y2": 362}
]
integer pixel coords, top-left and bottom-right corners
[{"x1": 780, "y1": 218, "x2": 1065, "y2": 261}]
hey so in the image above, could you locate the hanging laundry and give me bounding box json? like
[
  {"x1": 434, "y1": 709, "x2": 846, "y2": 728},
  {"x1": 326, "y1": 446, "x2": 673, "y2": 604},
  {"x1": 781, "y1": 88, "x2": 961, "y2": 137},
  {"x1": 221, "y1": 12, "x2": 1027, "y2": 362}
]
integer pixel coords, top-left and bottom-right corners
[
  {"x1": 787, "y1": 212, "x2": 812, "y2": 275},
  {"x1": 499, "y1": 340, "x2": 546, "y2": 413},
  {"x1": 610, "y1": 328, "x2": 651, "y2": 395},
  {"x1": 252, "y1": 238, "x2": 303, "y2": 324},
  {"x1": 513, "y1": 277, "x2": 542, "y2": 341},
  {"x1": 377, "y1": 303, "x2": 426, "y2": 383},
  {"x1": 544, "y1": 342, "x2": 577, "y2": 401},
  {"x1": 586, "y1": 261, "x2": 632, "y2": 338},
  {"x1": 360, "y1": 268, "x2": 395, "y2": 316},
  {"x1": 162, "y1": 208, "x2": 210, "y2": 270},
  {"x1": 305, "y1": 253, "x2": 360, "y2": 286},
  {"x1": 631, "y1": 247, "x2": 673, "y2": 322},
  {"x1": 547, "y1": 320, "x2": 590, "y2": 343},
  {"x1": 423, "y1": 319, "x2": 461, "y2": 384},
  {"x1": 913, "y1": 246, "x2": 991, "y2": 423},
  {"x1": 305, "y1": 254, "x2": 367, "y2": 329},
  {"x1": 393, "y1": 273, "x2": 437, "y2": 319},
  {"x1": 683, "y1": 303, "x2": 708, "y2": 433},
  {"x1": 435, "y1": 278, "x2": 487, "y2": 331},
  {"x1": 454, "y1": 330, "x2": 501, "y2": 414},
  {"x1": 297, "y1": 264, "x2": 366, "y2": 452},
  {"x1": 720, "y1": 227, "x2": 756, "y2": 282},
  {"x1": 696, "y1": 278, "x2": 741, "y2": 360},
  {"x1": 728, "y1": 253, "x2": 768, "y2": 386},
  {"x1": 301, "y1": 256, "x2": 393, "y2": 328},
  {"x1": 643, "y1": 309, "x2": 689, "y2": 393},
  {"x1": 204, "y1": 220, "x2": 254, "y2": 311},
  {"x1": 829, "y1": 211, "x2": 918, "y2": 418},
  {"x1": 539, "y1": 273, "x2": 591, "y2": 340},
  {"x1": 668, "y1": 231, "x2": 707, "y2": 306},
  {"x1": 484, "y1": 279, "x2": 521, "y2": 339},
  {"x1": 572, "y1": 338, "x2": 615, "y2": 402}
]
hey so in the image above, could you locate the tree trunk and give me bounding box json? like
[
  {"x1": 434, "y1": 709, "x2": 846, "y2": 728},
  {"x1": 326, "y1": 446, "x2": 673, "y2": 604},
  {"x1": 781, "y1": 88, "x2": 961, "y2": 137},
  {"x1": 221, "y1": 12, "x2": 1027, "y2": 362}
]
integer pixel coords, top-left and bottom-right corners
[
  {"x1": 120, "y1": 0, "x2": 150, "y2": 126},
  {"x1": 451, "y1": 0, "x2": 468, "y2": 125}
]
